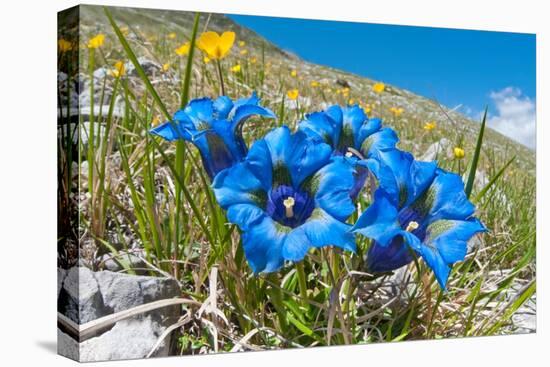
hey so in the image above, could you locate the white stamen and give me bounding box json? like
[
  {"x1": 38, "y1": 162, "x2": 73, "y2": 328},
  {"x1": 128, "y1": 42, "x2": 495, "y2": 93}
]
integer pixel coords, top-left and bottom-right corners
[
  {"x1": 283, "y1": 197, "x2": 295, "y2": 218},
  {"x1": 346, "y1": 147, "x2": 365, "y2": 160},
  {"x1": 405, "y1": 221, "x2": 419, "y2": 232}
]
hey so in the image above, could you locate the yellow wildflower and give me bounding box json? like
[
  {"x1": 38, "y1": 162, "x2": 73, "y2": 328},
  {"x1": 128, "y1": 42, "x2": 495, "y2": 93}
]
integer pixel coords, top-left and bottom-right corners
[
  {"x1": 423, "y1": 121, "x2": 437, "y2": 131},
  {"x1": 175, "y1": 42, "x2": 190, "y2": 56},
  {"x1": 373, "y1": 82, "x2": 385, "y2": 94},
  {"x1": 389, "y1": 107, "x2": 404, "y2": 117},
  {"x1": 88, "y1": 34, "x2": 105, "y2": 49},
  {"x1": 249, "y1": 57, "x2": 257, "y2": 64},
  {"x1": 454, "y1": 147, "x2": 465, "y2": 159},
  {"x1": 197, "y1": 31, "x2": 236, "y2": 60},
  {"x1": 151, "y1": 116, "x2": 161, "y2": 126},
  {"x1": 287, "y1": 89, "x2": 299, "y2": 100},
  {"x1": 348, "y1": 99, "x2": 355, "y2": 105},
  {"x1": 203, "y1": 56, "x2": 211, "y2": 64},
  {"x1": 290, "y1": 70, "x2": 297, "y2": 77},
  {"x1": 239, "y1": 40, "x2": 246, "y2": 47},
  {"x1": 111, "y1": 61, "x2": 126, "y2": 78},
  {"x1": 162, "y1": 63, "x2": 171, "y2": 72},
  {"x1": 310, "y1": 81, "x2": 319, "y2": 88},
  {"x1": 363, "y1": 105, "x2": 372, "y2": 114},
  {"x1": 240, "y1": 49, "x2": 248, "y2": 55},
  {"x1": 168, "y1": 32, "x2": 177, "y2": 39},
  {"x1": 58, "y1": 39, "x2": 72, "y2": 52},
  {"x1": 231, "y1": 64, "x2": 241, "y2": 73}
]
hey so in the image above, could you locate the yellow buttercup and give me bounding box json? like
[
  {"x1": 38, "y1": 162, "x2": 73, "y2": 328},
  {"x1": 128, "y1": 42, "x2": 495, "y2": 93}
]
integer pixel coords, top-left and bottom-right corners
[
  {"x1": 372, "y1": 82, "x2": 385, "y2": 94},
  {"x1": 88, "y1": 34, "x2": 105, "y2": 49},
  {"x1": 197, "y1": 31, "x2": 236, "y2": 60},
  {"x1": 454, "y1": 147, "x2": 465, "y2": 159},
  {"x1": 287, "y1": 89, "x2": 299, "y2": 100},
  {"x1": 175, "y1": 42, "x2": 190, "y2": 56}
]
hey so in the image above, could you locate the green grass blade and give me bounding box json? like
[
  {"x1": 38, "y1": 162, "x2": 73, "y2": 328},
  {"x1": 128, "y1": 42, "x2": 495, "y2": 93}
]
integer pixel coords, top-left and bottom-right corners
[
  {"x1": 103, "y1": 6, "x2": 171, "y2": 120},
  {"x1": 465, "y1": 106, "x2": 487, "y2": 198},
  {"x1": 486, "y1": 279, "x2": 536, "y2": 335},
  {"x1": 175, "y1": 12, "x2": 200, "y2": 271},
  {"x1": 150, "y1": 139, "x2": 215, "y2": 246},
  {"x1": 180, "y1": 13, "x2": 200, "y2": 108},
  {"x1": 474, "y1": 155, "x2": 516, "y2": 203}
]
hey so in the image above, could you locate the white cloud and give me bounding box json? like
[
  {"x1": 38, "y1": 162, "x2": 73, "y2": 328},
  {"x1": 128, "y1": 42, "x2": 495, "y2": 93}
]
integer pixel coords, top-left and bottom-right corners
[{"x1": 487, "y1": 87, "x2": 536, "y2": 149}]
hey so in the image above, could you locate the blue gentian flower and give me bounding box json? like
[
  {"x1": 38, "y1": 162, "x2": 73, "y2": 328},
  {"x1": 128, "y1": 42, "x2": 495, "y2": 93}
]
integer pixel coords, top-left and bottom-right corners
[
  {"x1": 298, "y1": 105, "x2": 398, "y2": 198},
  {"x1": 351, "y1": 149, "x2": 486, "y2": 289},
  {"x1": 150, "y1": 92, "x2": 275, "y2": 179},
  {"x1": 212, "y1": 126, "x2": 357, "y2": 273}
]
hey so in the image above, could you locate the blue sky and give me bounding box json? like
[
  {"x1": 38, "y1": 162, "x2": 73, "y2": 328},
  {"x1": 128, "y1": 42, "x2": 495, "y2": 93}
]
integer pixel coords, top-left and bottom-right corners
[{"x1": 229, "y1": 14, "x2": 537, "y2": 148}]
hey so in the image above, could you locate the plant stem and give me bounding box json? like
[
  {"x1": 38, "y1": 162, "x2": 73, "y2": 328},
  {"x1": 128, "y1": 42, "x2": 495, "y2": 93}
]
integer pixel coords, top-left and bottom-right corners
[
  {"x1": 324, "y1": 249, "x2": 350, "y2": 344},
  {"x1": 87, "y1": 47, "x2": 95, "y2": 217},
  {"x1": 216, "y1": 59, "x2": 225, "y2": 95},
  {"x1": 266, "y1": 273, "x2": 288, "y2": 335},
  {"x1": 295, "y1": 261, "x2": 309, "y2": 308}
]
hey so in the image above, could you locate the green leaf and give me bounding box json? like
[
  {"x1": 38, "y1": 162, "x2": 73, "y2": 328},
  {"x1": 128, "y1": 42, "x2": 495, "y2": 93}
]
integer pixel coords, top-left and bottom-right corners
[{"x1": 465, "y1": 106, "x2": 487, "y2": 198}]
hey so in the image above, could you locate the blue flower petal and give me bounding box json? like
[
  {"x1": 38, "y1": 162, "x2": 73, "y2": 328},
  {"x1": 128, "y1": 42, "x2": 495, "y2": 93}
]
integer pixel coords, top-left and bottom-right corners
[
  {"x1": 226, "y1": 203, "x2": 265, "y2": 231},
  {"x1": 246, "y1": 139, "x2": 273, "y2": 192},
  {"x1": 425, "y1": 218, "x2": 486, "y2": 264},
  {"x1": 288, "y1": 131, "x2": 333, "y2": 187},
  {"x1": 262, "y1": 126, "x2": 293, "y2": 171},
  {"x1": 209, "y1": 118, "x2": 247, "y2": 162},
  {"x1": 231, "y1": 104, "x2": 276, "y2": 131},
  {"x1": 418, "y1": 244, "x2": 450, "y2": 290},
  {"x1": 357, "y1": 117, "x2": 382, "y2": 144},
  {"x1": 241, "y1": 216, "x2": 287, "y2": 273},
  {"x1": 262, "y1": 127, "x2": 332, "y2": 188},
  {"x1": 361, "y1": 127, "x2": 399, "y2": 157},
  {"x1": 426, "y1": 169, "x2": 476, "y2": 223},
  {"x1": 299, "y1": 111, "x2": 339, "y2": 147},
  {"x1": 194, "y1": 132, "x2": 235, "y2": 179},
  {"x1": 150, "y1": 121, "x2": 188, "y2": 141},
  {"x1": 351, "y1": 190, "x2": 402, "y2": 246},
  {"x1": 420, "y1": 218, "x2": 486, "y2": 289},
  {"x1": 183, "y1": 98, "x2": 215, "y2": 127},
  {"x1": 211, "y1": 162, "x2": 265, "y2": 209},
  {"x1": 234, "y1": 91, "x2": 260, "y2": 108},
  {"x1": 213, "y1": 96, "x2": 234, "y2": 119},
  {"x1": 370, "y1": 149, "x2": 436, "y2": 208},
  {"x1": 409, "y1": 160, "x2": 438, "y2": 203},
  {"x1": 283, "y1": 208, "x2": 355, "y2": 262},
  {"x1": 325, "y1": 105, "x2": 344, "y2": 132},
  {"x1": 281, "y1": 227, "x2": 311, "y2": 262},
  {"x1": 303, "y1": 209, "x2": 356, "y2": 252},
  {"x1": 367, "y1": 238, "x2": 413, "y2": 273},
  {"x1": 310, "y1": 157, "x2": 356, "y2": 221},
  {"x1": 400, "y1": 230, "x2": 422, "y2": 252},
  {"x1": 342, "y1": 105, "x2": 366, "y2": 147}
]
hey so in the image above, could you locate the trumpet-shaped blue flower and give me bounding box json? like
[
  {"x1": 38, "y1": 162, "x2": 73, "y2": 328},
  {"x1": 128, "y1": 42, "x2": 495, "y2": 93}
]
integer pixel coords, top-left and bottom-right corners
[
  {"x1": 212, "y1": 126, "x2": 357, "y2": 273},
  {"x1": 298, "y1": 105, "x2": 398, "y2": 199},
  {"x1": 150, "y1": 92, "x2": 275, "y2": 179},
  {"x1": 352, "y1": 149, "x2": 486, "y2": 289}
]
